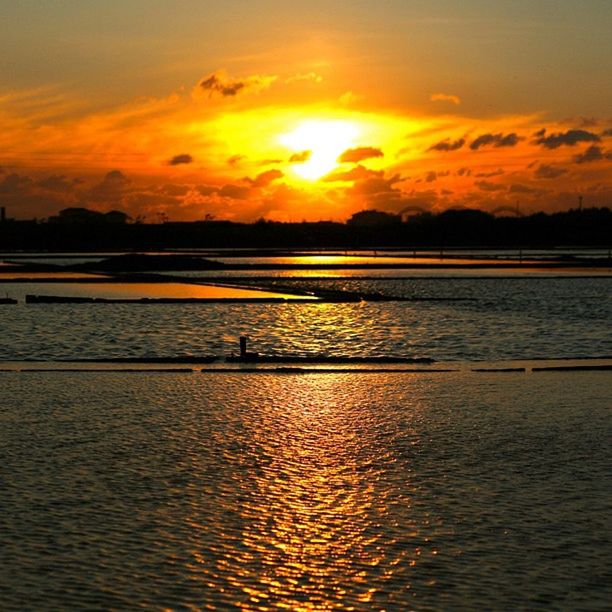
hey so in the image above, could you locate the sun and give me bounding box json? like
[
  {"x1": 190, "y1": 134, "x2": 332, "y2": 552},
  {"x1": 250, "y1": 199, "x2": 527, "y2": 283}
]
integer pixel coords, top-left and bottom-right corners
[{"x1": 279, "y1": 119, "x2": 361, "y2": 180}]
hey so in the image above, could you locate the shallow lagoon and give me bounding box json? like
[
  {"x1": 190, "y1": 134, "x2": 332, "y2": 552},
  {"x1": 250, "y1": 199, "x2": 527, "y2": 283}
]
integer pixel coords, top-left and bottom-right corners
[
  {"x1": 1, "y1": 255, "x2": 610, "y2": 609},
  {"x1": 1, "y1": 370, "x2": 610, "y2": 609}
]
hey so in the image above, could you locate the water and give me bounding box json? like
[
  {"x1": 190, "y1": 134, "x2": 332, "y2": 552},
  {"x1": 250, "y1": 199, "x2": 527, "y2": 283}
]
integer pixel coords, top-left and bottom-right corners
[
  {"x1": 1, "y1": 371, "x2": 610, "y2": 609},
  {"x1": 1, "y1": 262, "x2": 610, "y2": 609},
  {"x1": 1, "y1": 277, "x2": 610, "y2": 361}
]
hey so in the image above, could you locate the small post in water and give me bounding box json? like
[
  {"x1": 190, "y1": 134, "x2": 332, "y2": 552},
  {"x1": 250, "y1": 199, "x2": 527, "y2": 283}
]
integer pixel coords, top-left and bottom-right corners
[{"x1": 240, "y1": 336, "x2": 247, "y2": 358}]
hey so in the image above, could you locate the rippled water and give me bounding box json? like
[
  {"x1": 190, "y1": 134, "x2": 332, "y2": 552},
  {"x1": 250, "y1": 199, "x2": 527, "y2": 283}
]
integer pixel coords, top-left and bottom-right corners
[
  {"x1": 1, "y1": 277, "x2": 610, "y2": 361},
  {"x1": 1, "y1": 371, "x2": 610, "y2": 609}
]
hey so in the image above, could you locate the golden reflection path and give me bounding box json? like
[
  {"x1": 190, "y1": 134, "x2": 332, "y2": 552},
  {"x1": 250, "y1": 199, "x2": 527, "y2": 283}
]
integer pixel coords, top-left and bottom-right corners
[{"x1": 186, "y1": 374, "x2": 431, "y2": 609}]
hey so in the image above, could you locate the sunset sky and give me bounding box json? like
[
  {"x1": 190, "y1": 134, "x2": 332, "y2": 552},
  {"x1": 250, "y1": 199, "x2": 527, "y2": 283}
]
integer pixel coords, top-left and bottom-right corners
[{"x1": 1, "y1": 0, "x2": 612, "y2": 221}]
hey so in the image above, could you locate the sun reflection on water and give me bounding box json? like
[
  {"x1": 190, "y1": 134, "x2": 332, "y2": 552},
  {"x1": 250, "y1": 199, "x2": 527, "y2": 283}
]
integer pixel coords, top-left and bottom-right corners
[{"x1": 185, "y1": 375, "x2": 423, "y2": 609}]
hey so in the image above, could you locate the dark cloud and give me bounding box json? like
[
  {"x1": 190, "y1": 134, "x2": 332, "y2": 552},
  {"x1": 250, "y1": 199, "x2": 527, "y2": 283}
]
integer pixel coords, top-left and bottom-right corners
[
  {"x1": 168, "y1": 154, "x2": 193, "y2": 166},
  {"x1": 601, "y1": 129, "x2": 612, "y2": 137},
  {"x1": 248, "y1": 169, "x2": 284, "y2": 188},
  {"x1": 470, "y1": 133, "x2": 520, "y2": 150},
  {"x1": 573, "y1": 145, "x2": 612, "y2": 164},
  {"x1": 533, "y1": 129, "x2": 601, "y2": 149},
  {"x1": 456, "y1": 167, "x2": 471, "y2": 176},
  {"x1": 0, "y1": 173, "x2": 32, "y2": 194},
  {"x1": 227, "y1": 154, "x2": 246, "y2": 167},
  {"x1": 289, "y1": 150, "x2": 311, "y2": 163},
  {"x1": 474, "y1": 169, "x2": 504, "y2": 178},
  {"x1": 428, "y1": 138, "x2": 465, "y2": 152},
  {"x1": 218, "y1": 184, "x2": 251, "y2": 200},
  {"x1": 89, "y1": 170, "x2": 131, "y2": 203},
  {"x1": 160, "y1": 184, "x2": 190, "y2": 196},
  {"x1": 324, "y1": 165, "x2": 382, "y2": 182},
  {"x1": 349, "y1": 173, "x2": 402, "y2": 197},
  {"x1": 106, "y1": 170, "x2": 128, "y2": 182},
  {"x1": 199, "y1": 70, "x2": 275, "y2": 97},
  {"x1": 534, "y1": 164, "x2": 568, "y2": 179},
  {"x1": 509, "y1": 183, "x2": 541, "y2": 194},
  {"x1": 338, "y1": 146, "x2": 383, "y2": 163},
  {"x1": 36, "y1": 175, "x2": 76, "y2": 192},
  {"x1": 196, "y1": 184, "x2": 218, "y2": 196},
  {"x1": 475, "y1": 180, "x2": 505, "y2": 192},
  {"x1": 422, "y1": 170, "x2": 450, "y2": 183}
]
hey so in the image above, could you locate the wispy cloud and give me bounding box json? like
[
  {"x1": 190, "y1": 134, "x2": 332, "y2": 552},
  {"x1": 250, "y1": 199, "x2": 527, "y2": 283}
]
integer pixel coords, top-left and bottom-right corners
[
  {"x1": 285, "y1": 72, "x2": 323, "y2": 84},
  {"x1": 430, "y1": 92, "x2": 461, "y2": 105},
  {"x1": 534, "y1": 164, "x2": 567, "y2": 179},
  {"x1": 198, "y1": 70, "x2": 276, "y2": 97}
]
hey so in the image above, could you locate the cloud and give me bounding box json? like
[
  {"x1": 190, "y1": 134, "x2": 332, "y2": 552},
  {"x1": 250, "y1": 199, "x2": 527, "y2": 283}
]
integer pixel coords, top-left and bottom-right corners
[
  {"x1": 573, "y1": 145, "x2": 612, "y2": 164},
  {"x1": 430, "y1": 93, "x2": 461, "y2": 105},
  {"x1": 349, "y1": 173, "x2": 402, "y2": 197},
  {"x1": 456, "y1": 167, "x2": 471, "y2": 176},
  {"x1": 160, "y1": 184, "x2": 190, "y2": 196},
  {"x1": 601, "y1": 128, "x2": 612, "y2": 137},
  {"x1": 248, "y1": 169, "x2": 284, "y2": 188},
  {"x1": 509, "y1": 183, "x2": 541, "y2": 194},
  {"x1": 475, "y1": 180, "x2": 505, "y2": 192},
  {"x1": 534, "y1": 164, "x2": 568, "y2": 179},
  {"x1": 533, "y1": 129, "x2": 601, "y2": 149},
  {"x1": 36, "y1": 175, "x2": 76, "y2": 192},
  {"x1": 470, "y1": 133, "x2": 520, "y2": 150},
  {"x1": 289, "y1": 150, "x2": 311, "y2": 163},
  {"x1": 89, "y1": 170, "x2": 131, "y2": 203},
  {"x1": 422, "y1": 170, "x2": 449, "y2": 183},
  {"x1": 227, "y1": 154, "x2": 246, "y2": 167},
  {"x1": 323, "y1": 165, "x2": 383, "y2": 183},
  {"x1": 198, "y1": 70, "x2": 276, "y2": 97},
  {"x1": 428, "y1": 138, "x2": 465, "y2": 152},
  {"x1": 0, "y1": 173, "x2": 32, "y2": 194},
  {"x1": 338, "y1": 146, "x2": 384, "y2": 163},
  {"x1": 218, "y1": 184, "x2": 251, "y2": 200},
  {"x1": 196, "y1": 184, "x2": 218, "y2": 196},
  {"x1": 474, "y1": 169, "x2": 504, "y2": 178},
  {"x1": 168, "y1": 153, "x2": 193, "y2": 166},
  {"x1": 285, "y1": 72, "x2": 323, "y2": 84}
]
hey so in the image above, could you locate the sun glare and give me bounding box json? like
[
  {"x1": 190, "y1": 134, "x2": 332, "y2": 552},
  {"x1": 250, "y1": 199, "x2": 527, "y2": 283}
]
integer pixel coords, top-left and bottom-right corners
[{"x1": 279, "y1": 119, "x2": 360, "y2": 180}]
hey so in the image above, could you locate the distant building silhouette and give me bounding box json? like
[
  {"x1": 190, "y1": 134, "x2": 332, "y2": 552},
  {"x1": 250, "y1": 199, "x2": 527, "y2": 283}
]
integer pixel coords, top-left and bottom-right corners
[
  {"x1": 48, "y1": 207, "x2": 130, "y2": 224},
  {"x1": 348, "y1": 209, "x2": 401, "y2": 227}
]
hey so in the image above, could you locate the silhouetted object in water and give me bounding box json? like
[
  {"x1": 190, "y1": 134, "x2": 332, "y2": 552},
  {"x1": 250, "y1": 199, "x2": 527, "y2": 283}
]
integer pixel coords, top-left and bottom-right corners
[{"x1": 236, "y1": 336, "x2": 259, "y2": 362}]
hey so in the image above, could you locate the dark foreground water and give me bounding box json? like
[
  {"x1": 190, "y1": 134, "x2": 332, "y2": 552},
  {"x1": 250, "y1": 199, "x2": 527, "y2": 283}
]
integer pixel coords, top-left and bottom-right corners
[{"x1": 1, "y1": 371, "x2": 610, "y2": 610}]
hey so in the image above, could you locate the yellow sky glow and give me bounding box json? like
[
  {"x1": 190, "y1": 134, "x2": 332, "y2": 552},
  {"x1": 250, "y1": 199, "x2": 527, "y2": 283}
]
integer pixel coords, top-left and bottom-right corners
[{"x1": 279, "y1": 119, "x2": 360, "y2": 180}]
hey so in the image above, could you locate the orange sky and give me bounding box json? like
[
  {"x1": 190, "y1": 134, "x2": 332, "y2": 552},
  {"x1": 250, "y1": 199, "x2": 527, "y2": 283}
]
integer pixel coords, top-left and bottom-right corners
[{"x1": 1, "y1": 1, "x2": 611, "y2": 221}]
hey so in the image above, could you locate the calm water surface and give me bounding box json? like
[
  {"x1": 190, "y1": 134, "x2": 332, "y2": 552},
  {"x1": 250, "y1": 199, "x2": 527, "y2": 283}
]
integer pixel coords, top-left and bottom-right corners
[{"x1": 1, "y1": 371, "x2": 610, "y2": 609}]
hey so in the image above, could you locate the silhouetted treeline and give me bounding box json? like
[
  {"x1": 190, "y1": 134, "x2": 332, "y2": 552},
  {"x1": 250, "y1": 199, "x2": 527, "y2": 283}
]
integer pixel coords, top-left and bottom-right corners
[{"x1": 0, "y1": 207, "x2": 610, "y2": 250}]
